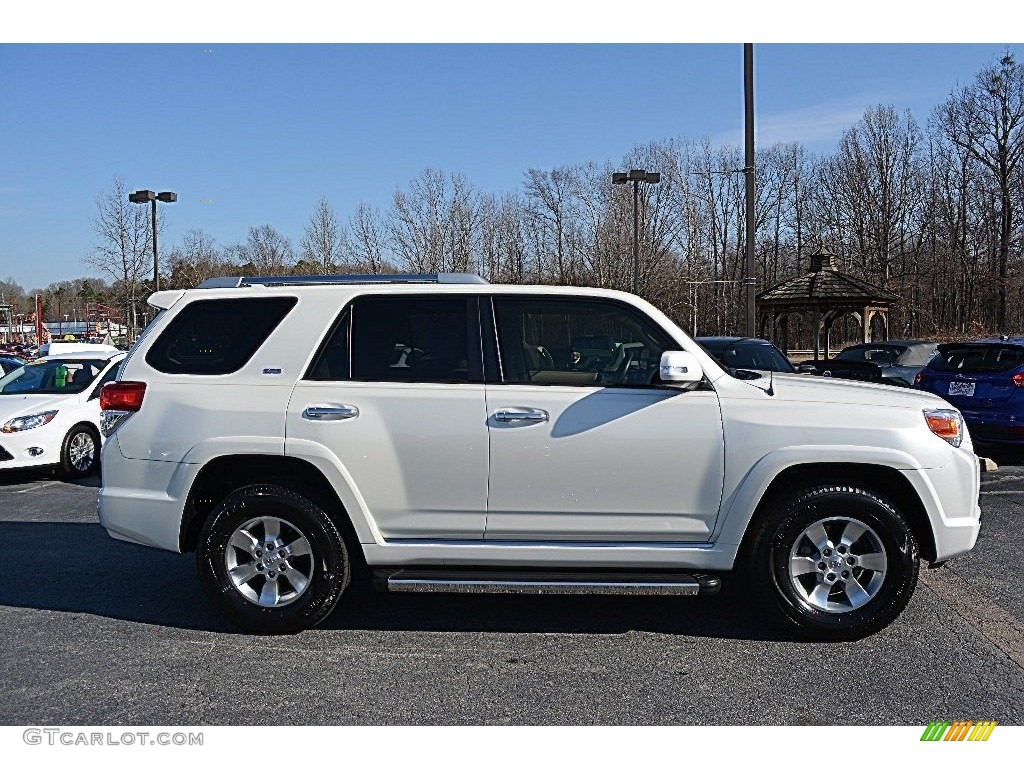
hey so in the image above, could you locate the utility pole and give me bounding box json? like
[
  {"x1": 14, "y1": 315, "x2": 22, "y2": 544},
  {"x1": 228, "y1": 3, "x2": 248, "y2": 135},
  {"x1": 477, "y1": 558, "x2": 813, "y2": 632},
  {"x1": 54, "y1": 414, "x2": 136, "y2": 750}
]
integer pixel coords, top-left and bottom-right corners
[{"x1": 744, "y1": 43, "x2": 757, "y2": 337}]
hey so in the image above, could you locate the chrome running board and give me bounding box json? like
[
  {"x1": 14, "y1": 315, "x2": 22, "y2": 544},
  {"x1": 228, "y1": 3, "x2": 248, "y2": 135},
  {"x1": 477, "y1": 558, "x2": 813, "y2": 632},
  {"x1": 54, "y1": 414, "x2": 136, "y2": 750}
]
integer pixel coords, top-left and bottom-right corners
[{"x1": 374, "y1": 569, "x2": 721, "y2": 597}]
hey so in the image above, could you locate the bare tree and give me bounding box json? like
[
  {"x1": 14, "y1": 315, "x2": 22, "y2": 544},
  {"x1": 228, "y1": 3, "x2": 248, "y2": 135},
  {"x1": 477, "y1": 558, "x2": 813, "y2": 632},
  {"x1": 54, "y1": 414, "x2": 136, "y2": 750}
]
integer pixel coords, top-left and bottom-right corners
[
  {"x1": 167, "y1": 229, "x2": 227, "y2": 288},
  {"x1": 344, "y1": 202, "x2": 389, "y2": 273},
  {"x1": 300, "y1": 197, "x2": 342, "y2": 274},
  {"x1": 84, "y1": 176, "x2": 152, "y2": 339},
  {"x1": 523, "y1": 166, "x2": 583, "y2": 284},
  {"x1": 389, "y1": 169, "x2": 483, "y2": 273},
  {"x1": 231, "y1": 225, "x2": 294, "y2": 276},
  {"x1": 936, "y1": 53, "x2": 1024, "y2": 331}
]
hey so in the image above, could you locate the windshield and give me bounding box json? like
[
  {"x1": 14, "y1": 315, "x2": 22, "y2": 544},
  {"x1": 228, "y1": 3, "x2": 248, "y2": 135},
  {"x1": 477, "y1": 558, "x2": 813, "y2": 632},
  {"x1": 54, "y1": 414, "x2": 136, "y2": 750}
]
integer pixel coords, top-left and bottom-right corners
[
  {"x1": 0, "y1": 358, "x2": 109, "y2": 395},
  {"x1": 711, "y1": 342, "x2": 795, "y2": 373},
  {"x1": 835, "y1": 345, "x2": 904, "y2": 365},
  {"x1": 930, "y1": 344, "x2": 1024, "y2": 374}
]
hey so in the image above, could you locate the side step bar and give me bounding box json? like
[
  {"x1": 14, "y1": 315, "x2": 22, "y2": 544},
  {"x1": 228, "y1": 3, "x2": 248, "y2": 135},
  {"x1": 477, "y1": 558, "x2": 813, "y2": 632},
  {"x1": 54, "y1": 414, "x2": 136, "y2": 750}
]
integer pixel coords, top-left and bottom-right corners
[{"x1": 374, "y1": 569, "x2": 721, "y2": 597}]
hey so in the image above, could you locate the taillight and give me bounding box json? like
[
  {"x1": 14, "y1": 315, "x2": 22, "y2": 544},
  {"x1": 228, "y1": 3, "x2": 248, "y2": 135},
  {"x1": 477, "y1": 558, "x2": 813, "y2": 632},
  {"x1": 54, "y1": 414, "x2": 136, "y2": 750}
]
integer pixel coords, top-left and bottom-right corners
[
  {"x1": 913, "y1": 371, "x2": 924, "y2": 387},
  {"x1": 1012, "y1": 373, "x2": 1024, "y2": 388},
  {"x1": 100, "y1": 381, "x2": 146, "y2": 411}
]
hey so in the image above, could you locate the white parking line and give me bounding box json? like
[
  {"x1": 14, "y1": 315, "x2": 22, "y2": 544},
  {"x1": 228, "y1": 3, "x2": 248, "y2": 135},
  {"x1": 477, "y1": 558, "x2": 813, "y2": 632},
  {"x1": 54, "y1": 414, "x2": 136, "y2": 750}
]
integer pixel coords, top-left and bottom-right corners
[{"x1": 14, "y1": 481, "x2": 58, "y2": 494}]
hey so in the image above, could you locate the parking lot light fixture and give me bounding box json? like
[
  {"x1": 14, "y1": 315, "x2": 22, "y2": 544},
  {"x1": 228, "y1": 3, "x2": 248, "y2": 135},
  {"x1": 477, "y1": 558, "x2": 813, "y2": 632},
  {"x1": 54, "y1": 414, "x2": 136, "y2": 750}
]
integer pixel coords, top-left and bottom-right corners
[
  {"x1": 129, "y1": 189, "x2": 177, "y2": 293},
  {"x1": 612, "y1": 169, "x2": 661, "y2": 294}
]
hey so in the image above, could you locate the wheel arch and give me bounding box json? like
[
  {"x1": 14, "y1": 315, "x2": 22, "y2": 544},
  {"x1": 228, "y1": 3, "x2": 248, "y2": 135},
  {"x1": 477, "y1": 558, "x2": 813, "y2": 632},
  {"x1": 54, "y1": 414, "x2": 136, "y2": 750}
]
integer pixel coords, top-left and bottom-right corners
[
  {"x1": 731, "y1": 462, "x2": 936, "y2": 565},
  {"x1": 66, "y1": 420, "x2": 101, "y2": 442},
  {"x1": 179, "y1": 454, "x2": 365, "y2": 564}
]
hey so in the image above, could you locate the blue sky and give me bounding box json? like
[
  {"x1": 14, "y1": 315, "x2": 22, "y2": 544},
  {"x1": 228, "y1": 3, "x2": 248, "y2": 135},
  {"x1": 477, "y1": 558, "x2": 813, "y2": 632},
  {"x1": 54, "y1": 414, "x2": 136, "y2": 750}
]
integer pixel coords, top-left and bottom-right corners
[{"x1": 0, "y1": 43, "x2": 1016, "y2": 290}]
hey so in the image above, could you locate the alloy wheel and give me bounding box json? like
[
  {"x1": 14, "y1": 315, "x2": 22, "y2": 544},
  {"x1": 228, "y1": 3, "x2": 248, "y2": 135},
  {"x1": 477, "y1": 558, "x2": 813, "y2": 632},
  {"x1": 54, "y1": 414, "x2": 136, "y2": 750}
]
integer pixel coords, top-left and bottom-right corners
[
  {"x1": 787, "y1": 515, "x2": 888, "y2": 614},
  {"x1": 224, "y1": 516, "x2": 315, "y2": 608},
  {"x1": 68, "y1": 431, "x2": 96, "y2": 472}
]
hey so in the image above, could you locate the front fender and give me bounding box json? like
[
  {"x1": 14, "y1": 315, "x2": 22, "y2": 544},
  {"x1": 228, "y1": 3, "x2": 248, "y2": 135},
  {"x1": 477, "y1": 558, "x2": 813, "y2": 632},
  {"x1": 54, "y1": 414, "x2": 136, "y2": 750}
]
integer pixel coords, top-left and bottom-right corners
[{"x1": 712, "y1": 445, "x2": 936, "y2": 562}]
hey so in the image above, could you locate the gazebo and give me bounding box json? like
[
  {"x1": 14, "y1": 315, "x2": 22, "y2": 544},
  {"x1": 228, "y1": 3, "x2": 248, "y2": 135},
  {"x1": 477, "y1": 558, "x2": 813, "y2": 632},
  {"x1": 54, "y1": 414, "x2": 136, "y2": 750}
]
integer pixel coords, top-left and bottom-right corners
[{"x1": 758, "y1": 252, "x2": 899, "y2": 360}]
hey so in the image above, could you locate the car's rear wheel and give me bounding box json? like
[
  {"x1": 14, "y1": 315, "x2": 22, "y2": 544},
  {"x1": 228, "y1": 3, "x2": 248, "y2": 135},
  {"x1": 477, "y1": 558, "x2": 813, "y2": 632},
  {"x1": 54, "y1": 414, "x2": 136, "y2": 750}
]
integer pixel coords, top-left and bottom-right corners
[
  {"x1": 60, "y1": 425, "x2": 99, "y2": 479},
  {"x1": 747, "y1": 484, "x2": 919, "y2": 641},
  {"x1": 197, "y1": 484, "x2": 350, "y2": 633}
]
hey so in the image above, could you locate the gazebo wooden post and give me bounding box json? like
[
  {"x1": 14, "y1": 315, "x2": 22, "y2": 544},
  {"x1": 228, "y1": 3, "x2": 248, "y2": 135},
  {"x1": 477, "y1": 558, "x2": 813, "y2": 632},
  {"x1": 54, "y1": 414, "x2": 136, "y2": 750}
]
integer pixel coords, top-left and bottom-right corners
[{"x1": 812, "y1": 305, "x2": 821, "y2": 361}]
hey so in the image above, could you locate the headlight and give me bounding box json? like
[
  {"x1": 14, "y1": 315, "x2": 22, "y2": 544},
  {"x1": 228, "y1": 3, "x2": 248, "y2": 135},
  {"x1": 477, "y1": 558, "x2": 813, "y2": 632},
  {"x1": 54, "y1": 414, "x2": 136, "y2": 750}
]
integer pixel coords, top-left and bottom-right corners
[
  {"x1": 1, "y1": 410, "x2": 58, "y2": 433},
  {"x1": 924, "y1": 408, "x2": 964, "y2": 448}
]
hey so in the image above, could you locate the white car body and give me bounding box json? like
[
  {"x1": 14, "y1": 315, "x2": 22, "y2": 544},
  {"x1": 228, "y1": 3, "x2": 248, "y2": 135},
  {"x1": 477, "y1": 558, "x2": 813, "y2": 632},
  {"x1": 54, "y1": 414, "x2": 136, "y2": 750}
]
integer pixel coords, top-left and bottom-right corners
[
  {"x1": 99, "y1": 283, "x2": 980, "y2": 565},
  {"x1": 38, "y1": 342, "x2": 120, "y2": 358},
  {"x1": 0, "y1": 352, "x2": 124, "y2": 472},
  {"x1": 95, "y1": 276, "x2": 981, "y2": 637}
]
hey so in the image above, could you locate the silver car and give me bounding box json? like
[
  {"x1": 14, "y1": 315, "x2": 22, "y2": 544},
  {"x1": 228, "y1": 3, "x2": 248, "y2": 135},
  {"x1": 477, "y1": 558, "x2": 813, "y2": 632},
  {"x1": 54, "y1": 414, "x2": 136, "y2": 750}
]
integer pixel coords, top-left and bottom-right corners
[{"x1": 833, "y1": 341, "x2": 939, "y2": 386}]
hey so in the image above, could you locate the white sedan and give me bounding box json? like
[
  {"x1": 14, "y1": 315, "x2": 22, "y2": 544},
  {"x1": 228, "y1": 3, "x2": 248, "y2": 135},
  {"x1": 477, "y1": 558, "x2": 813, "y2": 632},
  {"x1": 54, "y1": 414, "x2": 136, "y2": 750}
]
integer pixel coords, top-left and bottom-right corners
[{"x1": 0, "y1": 352, "x2": 125, "y2": 478}]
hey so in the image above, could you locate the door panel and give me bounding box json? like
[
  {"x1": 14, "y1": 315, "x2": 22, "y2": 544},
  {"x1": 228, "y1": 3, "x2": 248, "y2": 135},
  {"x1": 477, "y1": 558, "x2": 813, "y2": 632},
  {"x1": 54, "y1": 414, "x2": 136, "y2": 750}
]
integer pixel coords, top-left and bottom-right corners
[
  {"x1": 485, "y1": 384, "x2": 724, "y2": 541},
  {"x1": 288, "y1": 382, "x2": 488, "y2": 539},
  {"x1": 286, "y1": 294, "x2": 488, "y2": 540},
  {"x1": 485, "y1": 295, "x2": 725, "y2": 542}
]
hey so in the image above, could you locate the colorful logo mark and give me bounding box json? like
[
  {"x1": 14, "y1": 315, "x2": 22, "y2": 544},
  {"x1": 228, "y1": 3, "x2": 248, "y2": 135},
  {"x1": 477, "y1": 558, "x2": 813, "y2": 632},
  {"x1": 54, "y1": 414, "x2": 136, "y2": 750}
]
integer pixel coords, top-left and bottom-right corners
[{"x1": 921, "y1": 721, "x2": 997, "y2": 741}]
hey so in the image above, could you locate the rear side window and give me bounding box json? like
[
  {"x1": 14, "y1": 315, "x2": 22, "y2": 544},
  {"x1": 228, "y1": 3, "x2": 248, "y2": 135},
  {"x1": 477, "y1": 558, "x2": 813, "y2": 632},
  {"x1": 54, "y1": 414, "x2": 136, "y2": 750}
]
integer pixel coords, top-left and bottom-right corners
[
  {"x1": 931, "y1": 344, "x2": 1024, "y2": 373},
  {"x1": 349, "y1": 296, "x2": 475, "y2": 383},
  {"x1": 146, "y1": 297, "x2": 297, "y2": 375}
]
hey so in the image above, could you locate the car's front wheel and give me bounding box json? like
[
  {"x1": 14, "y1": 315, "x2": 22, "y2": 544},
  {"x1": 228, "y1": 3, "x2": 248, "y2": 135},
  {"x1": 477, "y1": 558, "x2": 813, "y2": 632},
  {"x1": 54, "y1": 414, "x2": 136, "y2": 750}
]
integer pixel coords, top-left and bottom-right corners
[
  {"x1": 747, "y1": 484, "x2": 919, "y2": 641},
  {"x1": 197, "y1": 484, "x2": 350, "y2": 633},
  {"x1": 60, "y1": 424, "x2": 99, "y2": 479}
]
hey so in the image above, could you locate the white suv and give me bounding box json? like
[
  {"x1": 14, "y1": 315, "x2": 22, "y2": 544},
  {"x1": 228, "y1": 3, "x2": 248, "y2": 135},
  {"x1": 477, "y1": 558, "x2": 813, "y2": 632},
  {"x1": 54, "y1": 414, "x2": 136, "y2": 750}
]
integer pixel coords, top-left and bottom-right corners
[{"x1": 98, "y1": 274, "x2": 981, "y2": 640}]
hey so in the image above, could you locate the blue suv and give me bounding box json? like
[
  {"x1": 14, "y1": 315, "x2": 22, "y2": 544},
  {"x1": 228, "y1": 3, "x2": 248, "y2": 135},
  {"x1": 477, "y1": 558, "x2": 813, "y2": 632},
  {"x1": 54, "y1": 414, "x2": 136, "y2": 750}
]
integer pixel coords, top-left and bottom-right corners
[{"x1": 914, "y1": 338, "x2": 1024, "y2": 444}]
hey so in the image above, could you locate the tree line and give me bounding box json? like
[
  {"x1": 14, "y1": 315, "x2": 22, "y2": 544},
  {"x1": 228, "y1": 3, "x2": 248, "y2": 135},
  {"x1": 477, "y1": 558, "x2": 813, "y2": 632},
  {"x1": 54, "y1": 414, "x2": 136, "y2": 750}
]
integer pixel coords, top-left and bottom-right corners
[{"x1": 4, "y1": 52, "x2": 1021, "y2": 348}]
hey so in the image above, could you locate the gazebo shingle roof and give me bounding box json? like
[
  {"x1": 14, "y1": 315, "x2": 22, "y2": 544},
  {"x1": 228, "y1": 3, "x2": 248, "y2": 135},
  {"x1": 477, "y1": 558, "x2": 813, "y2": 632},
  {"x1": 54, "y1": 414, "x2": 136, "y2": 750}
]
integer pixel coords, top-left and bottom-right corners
[{"x1": 758, "y1": 253, "x2": 899, "y2": 307}]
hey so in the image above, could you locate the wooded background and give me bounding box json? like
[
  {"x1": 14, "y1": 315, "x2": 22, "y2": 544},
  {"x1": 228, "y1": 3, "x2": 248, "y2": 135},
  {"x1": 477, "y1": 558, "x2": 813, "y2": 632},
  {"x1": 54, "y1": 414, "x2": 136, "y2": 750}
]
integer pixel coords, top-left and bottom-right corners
[{"x1": 3, "y1": 53, "x2": 1021, "y2": 346}]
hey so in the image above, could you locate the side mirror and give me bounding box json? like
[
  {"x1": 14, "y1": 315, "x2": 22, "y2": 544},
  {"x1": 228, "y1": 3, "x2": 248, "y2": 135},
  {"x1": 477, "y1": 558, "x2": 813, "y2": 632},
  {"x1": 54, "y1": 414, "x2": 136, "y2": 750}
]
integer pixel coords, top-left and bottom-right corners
[{"x1": 659, "y1": 350, "x2": 703, "y2": 385}]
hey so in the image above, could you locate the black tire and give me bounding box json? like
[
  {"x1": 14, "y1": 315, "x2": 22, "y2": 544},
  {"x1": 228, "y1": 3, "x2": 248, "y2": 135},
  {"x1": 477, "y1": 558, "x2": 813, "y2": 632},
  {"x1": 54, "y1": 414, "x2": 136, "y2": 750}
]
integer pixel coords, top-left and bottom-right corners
[
  {"x1": 197, "y1": 483, "x2": 350, "y2": 634},
  {"x1": 59, "y1": 424, "x2": 100, "y2": 480},
  {"x1": 746, "y1": 484, "x2": 919, "y2": 642}
]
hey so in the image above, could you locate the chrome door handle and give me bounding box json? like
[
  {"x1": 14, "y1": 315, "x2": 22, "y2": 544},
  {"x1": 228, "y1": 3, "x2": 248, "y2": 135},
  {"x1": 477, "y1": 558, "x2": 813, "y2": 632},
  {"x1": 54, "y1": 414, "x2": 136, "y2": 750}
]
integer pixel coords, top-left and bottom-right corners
[
  {"x1": 494, "y1": 408, "x2": 549, "y2": 424},
  {"x1": 302, "y1": 404, "x2": 359, "y2": 421}
]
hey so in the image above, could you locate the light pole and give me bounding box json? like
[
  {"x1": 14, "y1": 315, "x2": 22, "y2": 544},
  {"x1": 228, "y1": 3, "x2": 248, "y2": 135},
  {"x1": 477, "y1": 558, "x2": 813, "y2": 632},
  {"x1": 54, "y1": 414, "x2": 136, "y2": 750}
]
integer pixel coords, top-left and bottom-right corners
[
  {"x1": 743, "y1": 43, "x2": 757, "y2": 338},
  {"x1": 129, "y1": 189, "x2": 177, "y2": 293},
  {"x1": 612, "y1": 169, "x2": 660, "y2": 294}
]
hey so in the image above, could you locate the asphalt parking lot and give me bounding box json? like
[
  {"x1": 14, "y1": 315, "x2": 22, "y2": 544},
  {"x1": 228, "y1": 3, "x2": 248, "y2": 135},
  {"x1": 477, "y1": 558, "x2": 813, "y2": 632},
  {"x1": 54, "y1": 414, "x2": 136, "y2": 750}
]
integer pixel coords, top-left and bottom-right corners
[{"x1": 1, "y1": 456, "x2": 1023, "y2": 726}]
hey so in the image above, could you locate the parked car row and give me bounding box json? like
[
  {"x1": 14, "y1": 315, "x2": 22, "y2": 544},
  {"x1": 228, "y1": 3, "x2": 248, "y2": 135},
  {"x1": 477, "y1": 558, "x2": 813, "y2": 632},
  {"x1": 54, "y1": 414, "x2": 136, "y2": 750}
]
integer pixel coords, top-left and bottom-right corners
[
  {"x1": 92, "y1": 273, "x2": 981, "y2": 641},
  {"x1": 0, "y1": 350, "x2": 124, "y2": 477},
  {"x1": 0, "y1": 342, "x2": 38, "y2": 359},
  {"x1": 0, "y1": 275, "x2": 992, "y2": 642}
]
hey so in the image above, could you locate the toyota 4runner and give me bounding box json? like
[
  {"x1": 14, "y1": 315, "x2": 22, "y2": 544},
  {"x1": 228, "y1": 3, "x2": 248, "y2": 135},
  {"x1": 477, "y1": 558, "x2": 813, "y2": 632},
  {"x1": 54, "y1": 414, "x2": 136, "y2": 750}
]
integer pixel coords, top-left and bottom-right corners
[{"x1": 98, "y1": 273, "x2": 981, "y2": 640}]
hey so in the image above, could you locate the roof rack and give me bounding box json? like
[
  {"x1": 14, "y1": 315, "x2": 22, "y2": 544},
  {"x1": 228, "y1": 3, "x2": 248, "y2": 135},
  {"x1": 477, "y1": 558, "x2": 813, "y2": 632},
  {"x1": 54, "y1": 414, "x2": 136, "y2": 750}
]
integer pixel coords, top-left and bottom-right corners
[{"x1": 196, "y1": 273, "x2": 489, "y2": 289}]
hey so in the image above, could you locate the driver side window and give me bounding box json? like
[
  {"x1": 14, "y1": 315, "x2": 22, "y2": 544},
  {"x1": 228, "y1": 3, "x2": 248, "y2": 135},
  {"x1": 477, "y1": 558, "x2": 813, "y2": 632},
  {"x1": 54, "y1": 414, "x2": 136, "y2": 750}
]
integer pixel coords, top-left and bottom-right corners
[{"x1": 493, "y1": 297, "x2": 676, "y2": 387}]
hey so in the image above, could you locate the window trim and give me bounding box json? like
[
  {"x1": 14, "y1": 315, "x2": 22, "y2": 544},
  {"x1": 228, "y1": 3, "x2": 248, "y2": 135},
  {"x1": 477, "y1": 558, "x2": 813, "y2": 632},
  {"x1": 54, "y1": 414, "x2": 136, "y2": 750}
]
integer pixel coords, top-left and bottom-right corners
[
  {"x1": 304, "y1": 293, "x2": 485, "y2": 385},
  {"x1": 304, "y1": 305, "x2": 353, "y2": 381},
  {"x1": 486, "y1": 294, "x2": 681, "y2": 389}
]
